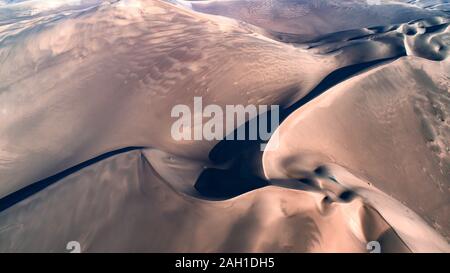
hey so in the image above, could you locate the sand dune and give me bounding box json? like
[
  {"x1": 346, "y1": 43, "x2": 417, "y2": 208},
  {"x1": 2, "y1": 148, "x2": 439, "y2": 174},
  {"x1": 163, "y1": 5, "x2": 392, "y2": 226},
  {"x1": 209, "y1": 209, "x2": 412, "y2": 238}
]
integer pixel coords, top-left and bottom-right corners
[
  {"x1": 0, "y1": 0, "x2": 334, "y2": 198},
  {"x1": 303, "y1": 16, "x2": 450, "y2": 61},
  {"x1": 263, "y1": 57, "x2": 450, "y2": 251},
  {"x1": 191, "y1": 0, "x2": 448, "y2": 42},
  {"x1": 0, "y1": 148, "x2": 411, "y2": 252},
  {"x1": 0, "y1": 0, "x2": 449, "y2": 252}
]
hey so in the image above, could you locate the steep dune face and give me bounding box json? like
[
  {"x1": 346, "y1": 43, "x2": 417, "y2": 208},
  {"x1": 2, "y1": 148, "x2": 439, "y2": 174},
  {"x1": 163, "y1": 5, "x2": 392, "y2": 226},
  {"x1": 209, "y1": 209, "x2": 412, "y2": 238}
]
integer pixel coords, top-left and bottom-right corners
[
  {"x1": 191, "y1": 0, "x2": 447, "y2": 42},
  {"x1": 263, "y1": 57, "x2": 450, "y2": 250},
  {"x1": 0, "y1": 148, "x2": 410, "y2": 253},
  {"x1": 0, "y1": 0, "x2": 449, "y2": 252},
  {"x1": 0, "y1": 0, "x2": 335, "y2": 198},
  {"x1": 1, "y1": 0, "x2": 447, "y2": 200},
  {"x1": 303, "y1": 16, "x2": 450, "y2": 62}
]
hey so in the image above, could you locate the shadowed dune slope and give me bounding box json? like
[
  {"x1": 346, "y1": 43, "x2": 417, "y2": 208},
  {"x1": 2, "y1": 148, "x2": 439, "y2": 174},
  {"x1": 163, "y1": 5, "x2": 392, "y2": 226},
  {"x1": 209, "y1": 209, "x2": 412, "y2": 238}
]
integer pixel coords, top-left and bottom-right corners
[
  {"x1": 263, "y1": 57, "x2": 450, "y2": 249},
  {"x1": 0, "y1": 0, "x2": 449, "y2": 252},
  {"x1": 190, "y1": 0, "x2": 449, "y2": 42},
  {"x1": 0, "y1": 0, "x2": 336, "y2": 198},
  {"x1": 0, "y1": 148, "x2": 412, "y2": 253}
]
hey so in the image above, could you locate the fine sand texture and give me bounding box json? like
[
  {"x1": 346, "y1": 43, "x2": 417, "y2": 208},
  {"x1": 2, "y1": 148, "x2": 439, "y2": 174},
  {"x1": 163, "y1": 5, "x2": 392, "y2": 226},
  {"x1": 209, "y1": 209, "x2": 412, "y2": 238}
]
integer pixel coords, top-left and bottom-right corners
[{"x1": 0, "y1": 0, "x2": 449, "y2": 252}]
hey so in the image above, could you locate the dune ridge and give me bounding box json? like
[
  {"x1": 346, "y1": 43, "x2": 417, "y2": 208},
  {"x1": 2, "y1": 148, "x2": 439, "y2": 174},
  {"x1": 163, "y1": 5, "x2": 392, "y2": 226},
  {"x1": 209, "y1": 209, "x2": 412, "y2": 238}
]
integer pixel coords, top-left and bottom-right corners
[{"x1": 0, "y1": 0, "x2": 448, "y2": 252}]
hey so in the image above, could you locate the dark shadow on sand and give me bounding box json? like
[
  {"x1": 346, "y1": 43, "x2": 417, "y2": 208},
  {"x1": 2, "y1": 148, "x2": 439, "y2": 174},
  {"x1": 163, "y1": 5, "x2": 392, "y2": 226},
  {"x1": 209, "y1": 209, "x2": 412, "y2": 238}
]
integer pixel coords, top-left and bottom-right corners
[
  {"x1": 0, "y1": 146, "x2": 144, "y2": 212},
  {"x1": 195, "y1": 56, "x2": 404, "y2": 199}
]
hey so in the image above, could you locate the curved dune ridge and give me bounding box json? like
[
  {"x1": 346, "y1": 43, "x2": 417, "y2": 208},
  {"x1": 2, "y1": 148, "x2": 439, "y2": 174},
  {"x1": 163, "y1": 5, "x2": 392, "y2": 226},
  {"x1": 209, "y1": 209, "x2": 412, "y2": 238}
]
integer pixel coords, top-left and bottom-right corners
[
  {"x1": 0, "y1": 0, "x2": 449, "y2": 252},
  {"x1": 263, "y1": 57, "x2": 450, "y2": 252},
  {"x1": 190, "y1": 0, "x2": 449, "y2": 41}
]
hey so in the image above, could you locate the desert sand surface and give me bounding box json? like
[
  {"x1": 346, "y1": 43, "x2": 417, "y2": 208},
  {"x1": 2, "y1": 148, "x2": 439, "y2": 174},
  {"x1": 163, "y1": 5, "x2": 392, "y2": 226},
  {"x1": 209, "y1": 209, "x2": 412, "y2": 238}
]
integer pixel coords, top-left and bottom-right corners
[
  {"x1": 191, "y1": 0, "x2": 448, "y2": 41},
  {"x1": 0, "y1": 0, "x2": 449, "y2": 252}
]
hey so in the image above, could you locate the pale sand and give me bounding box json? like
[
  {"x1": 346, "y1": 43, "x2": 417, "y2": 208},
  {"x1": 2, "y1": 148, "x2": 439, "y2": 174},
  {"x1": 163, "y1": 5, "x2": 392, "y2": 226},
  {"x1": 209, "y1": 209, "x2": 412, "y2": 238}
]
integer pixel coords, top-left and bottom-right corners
[
  {"x1": 0, "y1": 0, "x2": 448, "y2": 252},
  {"x1": 263, "y1": 57, "x2": 450, "y2": 252}
]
